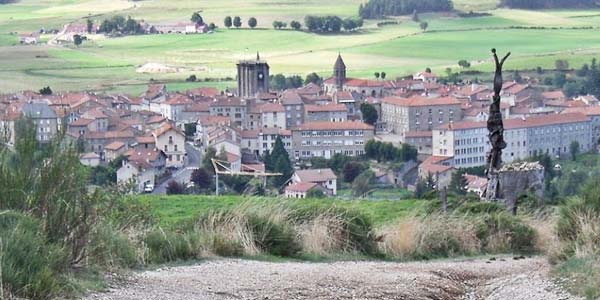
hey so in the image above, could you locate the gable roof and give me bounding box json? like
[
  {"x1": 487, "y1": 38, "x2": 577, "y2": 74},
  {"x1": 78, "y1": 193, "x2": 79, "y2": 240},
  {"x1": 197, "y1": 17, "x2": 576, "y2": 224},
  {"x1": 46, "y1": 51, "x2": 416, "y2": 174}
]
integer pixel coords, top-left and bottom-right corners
[
  {"x1": 285, "y1": 182, "x2": 318, "y2": 193},
  {"x1": 294, "y1": 168, "x2": 337, "y2": 182},
  {"x1": 382, "y1": 96, "x2": 461, "y2": 107}
]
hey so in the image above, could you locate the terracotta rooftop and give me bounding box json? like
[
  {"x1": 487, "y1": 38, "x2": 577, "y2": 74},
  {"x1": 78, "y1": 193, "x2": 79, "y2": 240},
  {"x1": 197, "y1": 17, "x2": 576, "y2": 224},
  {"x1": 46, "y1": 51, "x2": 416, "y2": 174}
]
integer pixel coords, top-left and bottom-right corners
[
  {"x1": 258, "y1": 102, "x2": 285, "y2": 113},
  {"x1": 285, "y1": 182, "x2": 318, "y2": 193},
  {"x1": 405, "y1": 131, "x2": 432, "y2": 138},
  {"x1": 70, "y1": 118, "x2": 94, "y2": 126},
  {"x1": 294, "y1": 168, "x2": 337, "y2": 183},
  {"x1": 104, "y1": 141, "x2": 126, "y2": 151},
  {"x1": 382, "y1": 95, "x2": 461, "y2": 107},
  {"x1": 305, "y1": 103, "x2": 347, "y2": 113},
  {"x1": 293, "y1": 121, "x2": 373, "y2": 131}
]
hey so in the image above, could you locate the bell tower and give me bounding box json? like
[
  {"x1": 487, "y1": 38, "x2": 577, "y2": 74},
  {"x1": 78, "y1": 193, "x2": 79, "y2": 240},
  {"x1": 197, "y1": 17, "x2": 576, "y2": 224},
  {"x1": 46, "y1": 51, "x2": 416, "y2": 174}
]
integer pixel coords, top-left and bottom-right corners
[
  {"x1": 237, "y1": 52, "x2": 270, "y2": 98},
  {"x1": 334, "y1": 53, "x2": 347, "y2": 91}
]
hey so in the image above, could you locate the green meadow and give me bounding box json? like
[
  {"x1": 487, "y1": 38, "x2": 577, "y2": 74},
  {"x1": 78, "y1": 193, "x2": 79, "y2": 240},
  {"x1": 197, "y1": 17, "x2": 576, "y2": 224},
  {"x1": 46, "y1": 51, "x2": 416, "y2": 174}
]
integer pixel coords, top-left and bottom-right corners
[{"x1": 2, "y1": 0, "x2": 600, "y2": 93}]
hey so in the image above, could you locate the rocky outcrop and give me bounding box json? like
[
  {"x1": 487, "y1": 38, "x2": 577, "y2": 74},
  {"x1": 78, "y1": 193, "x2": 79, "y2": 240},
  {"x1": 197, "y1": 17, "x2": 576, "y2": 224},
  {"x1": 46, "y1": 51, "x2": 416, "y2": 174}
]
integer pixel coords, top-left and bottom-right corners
[{"x1": 497, "y1": 162, "x2": 545, "y2": 213}]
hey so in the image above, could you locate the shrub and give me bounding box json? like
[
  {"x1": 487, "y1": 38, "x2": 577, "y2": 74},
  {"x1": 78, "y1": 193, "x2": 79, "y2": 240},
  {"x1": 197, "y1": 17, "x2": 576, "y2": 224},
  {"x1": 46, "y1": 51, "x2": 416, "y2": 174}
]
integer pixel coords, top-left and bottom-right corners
[
  {"x1": 144, "y1": 229, "x2": 197, "y2": 263},
  {"x1": 86, "y1": 222, "x2": 138, "y2": 269},
  {"x1": 0, "y1": 211, "x2": 69, "y2": 300}
]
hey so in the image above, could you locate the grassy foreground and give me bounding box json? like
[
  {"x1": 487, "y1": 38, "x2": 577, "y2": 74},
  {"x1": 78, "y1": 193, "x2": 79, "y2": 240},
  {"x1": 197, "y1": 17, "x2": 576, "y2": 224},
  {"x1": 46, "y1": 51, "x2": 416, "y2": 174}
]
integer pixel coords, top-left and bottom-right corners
[{"x1": 137, "y1": 194, "x2": 423, "y2": 226}]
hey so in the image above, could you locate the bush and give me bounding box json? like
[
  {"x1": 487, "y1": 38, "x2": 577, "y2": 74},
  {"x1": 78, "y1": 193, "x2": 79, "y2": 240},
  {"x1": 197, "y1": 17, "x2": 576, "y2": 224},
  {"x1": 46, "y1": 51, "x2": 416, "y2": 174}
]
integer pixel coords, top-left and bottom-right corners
[
  {"x1": 86, "y1": 222, "x2": 138, "y2": 269},
  {"x1": 166, "y1": 180, "x2": 184, "y2": 195},
  {"x1": 144, "y1": 229, "x2": 197, "y2": 263},
  {"x1": 0, "y1": 211, "x2": 69, "y2": 300},
  {"x1": 246, "y1": 213, "x2": 300, "y2": 256}
]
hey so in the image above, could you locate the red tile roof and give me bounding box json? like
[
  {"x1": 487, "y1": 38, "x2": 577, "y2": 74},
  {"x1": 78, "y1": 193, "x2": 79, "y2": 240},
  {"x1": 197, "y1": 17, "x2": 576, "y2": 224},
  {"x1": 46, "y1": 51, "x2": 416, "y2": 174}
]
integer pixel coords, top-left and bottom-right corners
[
  {"x1": 293, "y1": 121, "x2": 373, "y2": 131},
  {"x1": 258, "y1": 102, "x2": 285, "y2": 113},
  {"x1": 383, "y1": 95, "x2": 461, "y2": 107},
  {"x1": 305, "y1": 103, "x2": 346, "y2": 113},
  {"x1": 405, "y1": 131, "x2": 432, "y2": 138},
  {"x1": 285, "y1": 182, "x2": 318, "y2": 193},
  {"x1": 420, "y1": 156, "x2": 454, "y2": 174},
  {"x1": 561, "y1": 106, "x2": 600, "y2": 116},
  {"x1": 294, "y1": 168, "x2": 337, "y2": 182},
  {"x1": 105, "y1": 141, "x2": 126, "y2": 151}
]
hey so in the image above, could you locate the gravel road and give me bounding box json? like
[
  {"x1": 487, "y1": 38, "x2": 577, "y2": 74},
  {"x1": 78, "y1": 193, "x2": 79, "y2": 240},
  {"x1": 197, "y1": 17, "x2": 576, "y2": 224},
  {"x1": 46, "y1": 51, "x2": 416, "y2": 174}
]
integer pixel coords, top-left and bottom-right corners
[{"x1": 86, "y1": 257, "x2": 580, "y2": 300}]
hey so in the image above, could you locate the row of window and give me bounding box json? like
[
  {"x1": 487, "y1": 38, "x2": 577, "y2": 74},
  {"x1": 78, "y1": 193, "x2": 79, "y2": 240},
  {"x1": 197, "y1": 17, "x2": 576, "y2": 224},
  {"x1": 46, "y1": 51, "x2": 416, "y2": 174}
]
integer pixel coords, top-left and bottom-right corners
[
  {"x1": 300, "y1": 130, "x2": 365, "y2": 137},
  {"x1": 300, "y1": 140, "x2": 364, "y2": 147},
  {"x1": 298, "y1": 149, "x2": 365, "y2": 157}
]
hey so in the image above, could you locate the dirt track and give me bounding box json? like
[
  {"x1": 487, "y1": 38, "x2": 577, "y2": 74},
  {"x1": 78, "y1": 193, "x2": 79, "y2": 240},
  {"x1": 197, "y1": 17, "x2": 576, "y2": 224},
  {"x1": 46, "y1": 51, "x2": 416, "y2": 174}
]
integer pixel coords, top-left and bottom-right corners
[{"x1": 86, "y1": 257, "x2": 580, "y2": 300}]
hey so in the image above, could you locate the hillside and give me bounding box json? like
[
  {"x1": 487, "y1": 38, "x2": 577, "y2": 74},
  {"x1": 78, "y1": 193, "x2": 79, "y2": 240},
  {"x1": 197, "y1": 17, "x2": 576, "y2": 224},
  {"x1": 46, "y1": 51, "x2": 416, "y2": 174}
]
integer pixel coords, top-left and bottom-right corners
[{"x1": 1, "y1": 0, "x2": 600, "y2": 94}]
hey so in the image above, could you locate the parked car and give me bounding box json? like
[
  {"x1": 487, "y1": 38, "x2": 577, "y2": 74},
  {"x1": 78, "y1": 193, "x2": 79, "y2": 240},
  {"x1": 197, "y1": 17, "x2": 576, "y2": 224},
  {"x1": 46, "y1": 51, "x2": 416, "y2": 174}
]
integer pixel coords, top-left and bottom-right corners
[{"x1": 144, "y1": 183, "x2": 154, "y2": 193}]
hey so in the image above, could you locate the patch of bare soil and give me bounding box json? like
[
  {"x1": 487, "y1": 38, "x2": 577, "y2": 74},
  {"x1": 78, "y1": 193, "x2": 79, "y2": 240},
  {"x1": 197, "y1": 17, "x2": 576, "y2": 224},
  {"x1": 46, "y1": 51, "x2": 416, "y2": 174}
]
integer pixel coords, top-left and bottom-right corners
[{"x1": 86, "y1": 257, "x2": 580, "y2": 300}]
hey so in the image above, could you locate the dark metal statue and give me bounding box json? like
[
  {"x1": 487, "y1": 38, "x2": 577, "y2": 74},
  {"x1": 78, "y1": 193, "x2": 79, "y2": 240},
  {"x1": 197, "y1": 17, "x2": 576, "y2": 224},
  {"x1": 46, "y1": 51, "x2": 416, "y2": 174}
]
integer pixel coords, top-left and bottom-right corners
[{"x1": 485, "y1": 48, "x2": 510, "y2": 201}]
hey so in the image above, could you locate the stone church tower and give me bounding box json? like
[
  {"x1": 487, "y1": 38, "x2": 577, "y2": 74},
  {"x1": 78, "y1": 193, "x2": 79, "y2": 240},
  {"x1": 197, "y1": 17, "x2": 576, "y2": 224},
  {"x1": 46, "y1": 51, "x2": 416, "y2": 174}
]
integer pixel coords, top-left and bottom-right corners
[
  {"x1": 334, "y1": 53, "x2": 347, "y2": 91},
  {"x1": 237, "y1": 52, "x2": 270, "y2": 98}
]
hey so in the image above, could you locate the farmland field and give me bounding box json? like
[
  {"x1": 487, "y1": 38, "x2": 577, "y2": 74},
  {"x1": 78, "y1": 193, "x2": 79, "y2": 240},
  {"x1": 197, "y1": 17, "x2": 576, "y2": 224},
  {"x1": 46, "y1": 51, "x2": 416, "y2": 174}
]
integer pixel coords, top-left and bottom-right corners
[{"x1": 2, "y1": 0, "x2": 600, "y2": 94}]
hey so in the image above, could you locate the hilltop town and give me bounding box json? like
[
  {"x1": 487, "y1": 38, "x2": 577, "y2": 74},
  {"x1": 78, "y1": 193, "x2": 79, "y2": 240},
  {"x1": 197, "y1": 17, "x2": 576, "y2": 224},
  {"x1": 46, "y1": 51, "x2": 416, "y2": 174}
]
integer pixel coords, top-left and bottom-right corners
[{"x1": 1, "y1": 52, "x2": 596, "y2": 197}]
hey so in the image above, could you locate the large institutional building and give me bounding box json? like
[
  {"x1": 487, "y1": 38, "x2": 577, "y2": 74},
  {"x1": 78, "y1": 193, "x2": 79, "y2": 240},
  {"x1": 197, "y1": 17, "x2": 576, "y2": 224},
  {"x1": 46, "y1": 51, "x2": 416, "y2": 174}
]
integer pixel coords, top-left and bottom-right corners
[
  {"x1": 433, "y1": 113, "x2": 592, "y2": 168},
  {"x1": 291, "y1": 121, "x2": 374, "y2": 160}
]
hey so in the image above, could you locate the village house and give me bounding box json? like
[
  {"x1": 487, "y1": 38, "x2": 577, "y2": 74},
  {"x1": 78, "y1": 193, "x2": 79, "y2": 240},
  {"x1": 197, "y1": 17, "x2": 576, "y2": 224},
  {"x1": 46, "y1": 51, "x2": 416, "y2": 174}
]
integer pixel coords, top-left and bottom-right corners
[
  {"x1": 304, "y1": 103, "x2": 348, "y2": 122},
  {"x1": 19, "y1": 32, "x2": 40, "y2": 45},
  {"x1": 160, "y1": 93, "x2": 192, "y2": 122},
  {"x1": 291, "y1": 121, "x2": 374, "y2": 160},
  {"x1": 80, "y1": 152, "x2": 101, "y2": 167},
  {"x1": 209, "y1": 97, "x2": 247, "y2": 128},
  {"x1": 104, "y1": 141, "x2": 127, "y2": 162},
  {"x1": 404, "y1": 131, "x2": 433, "y2": 155},
  {"x1": 257, "y1": 102, "x2": 286, "y2": 129},
  {"x1": 117, "y1": 148, "x2": 167, "y2": 192},
  {"x1": 381, "y1": 95, "x2": 462, "y2": 138},
  {"x1": 21, "y1": 102, "x2": 60, "y2": 143},
  {"x1": 240, "y1": 128, "x2": 292, "y2": 156},
  {"x1": 284, "y1": 182, "x2": 328, "y2": 198},
  {"x1": 280, "y1": 90, "x2": 305, "y2": 128},
  {"x1": 418, "y1": 156, "x2": 455, "y2": 190},
  {"x1": 290, "y1": 168, "x2": 338, "y2": 195},
  {"x1": 413, "y1": 71, "x2": 438, "y2": 83},
  {"x1": 152, "y1": 123, "x2": 186, "y2": 168}
]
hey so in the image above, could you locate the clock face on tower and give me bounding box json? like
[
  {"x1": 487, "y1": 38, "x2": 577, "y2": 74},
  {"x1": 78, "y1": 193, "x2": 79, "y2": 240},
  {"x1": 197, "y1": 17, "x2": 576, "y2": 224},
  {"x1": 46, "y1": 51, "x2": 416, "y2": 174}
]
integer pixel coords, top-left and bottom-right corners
[{"x1": 258, "y1": 72, "x2": 264, "y2": 80}]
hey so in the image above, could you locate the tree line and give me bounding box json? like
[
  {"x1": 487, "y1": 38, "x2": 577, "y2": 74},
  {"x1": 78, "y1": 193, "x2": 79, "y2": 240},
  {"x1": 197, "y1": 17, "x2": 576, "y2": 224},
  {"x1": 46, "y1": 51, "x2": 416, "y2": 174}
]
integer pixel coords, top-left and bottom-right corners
[
  {"x1": 501, "y1": 0, "x2": 598, "y2": 9},
  {"x1": 98, "y1": 15, "x2": 145, "y2": 35},
  {"x1": 364, "y1": 140, "x2": 418, "y2": 163},
  {"x1": 359, "y1": 0, "x2": 453, "y2": 19},
  {"x1": 304, "y1": 15, "x2": 364, "y2": 33},
  {"x1": 270, "y1": 72, "x2": 323, "y2": 91}
]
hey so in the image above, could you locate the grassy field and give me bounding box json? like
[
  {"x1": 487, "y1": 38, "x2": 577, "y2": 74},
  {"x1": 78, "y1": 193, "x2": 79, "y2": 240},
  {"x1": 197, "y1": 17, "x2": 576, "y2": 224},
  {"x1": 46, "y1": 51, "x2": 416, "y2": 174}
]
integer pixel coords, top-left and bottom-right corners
[
  {"x1": 2, "y1": 0, "x2": 600, "y2": 93},
  {"x1": 137, "y1": 194, "x2": 424, "y2": 227}
]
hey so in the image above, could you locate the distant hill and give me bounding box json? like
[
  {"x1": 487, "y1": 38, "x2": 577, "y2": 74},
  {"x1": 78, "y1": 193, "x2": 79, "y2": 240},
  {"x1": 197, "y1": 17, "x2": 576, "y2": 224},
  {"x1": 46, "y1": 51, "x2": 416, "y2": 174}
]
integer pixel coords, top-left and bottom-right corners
[
  {"x1": 359, "y1": 0, "x2": 454, "y2": 19},
  {"x1": 501, "y1": 0, "x2": 599, "y2": 9},
  {"x1": 0, "y1": 0, "x2": 18, "y2": 3}
]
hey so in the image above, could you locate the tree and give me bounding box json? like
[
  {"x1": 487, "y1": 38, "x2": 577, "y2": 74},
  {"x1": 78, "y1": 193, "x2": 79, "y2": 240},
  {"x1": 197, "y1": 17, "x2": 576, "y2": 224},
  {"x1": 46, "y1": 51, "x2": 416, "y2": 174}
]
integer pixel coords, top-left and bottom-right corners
[
  {"x1": 449, "y1": 170, "x2": 468, "y2": 195},
  {"x1": 343, "y1": 161, "x2": 364, "y2": 182},
  {"x1": 577, "y1": 63, "x2": 590, "y2": 77},
  {"x1": 412, "y1": 9, "x2": 420, "y2": 22},
  {"x1": 555, "y1": 59, "x2": 569, "y2": 70},
  {"x1": 290, "y1": 20, "x2": 302, "y2": 30},
  {"x1": 202, "y1": 147, "x2": 217, "y2": 173},
  {"x1": 73, "y1": 34, "x2": 83, "y2": 47},
  {"x1": 563, "y1": 82, "x2": 582, "y2": 98},
  {"x1": 208, "y1": 23, "x2": 216, "y2": 31},
  {"x1": 570, "y1": 140, "x2": 580, "y2": 161},
  {"x1": 39, "y1": 86, "x2": 52, "y2": 95},
  {"x1": 374, "y1": 72, "x2": 380, "y2": 79},
  {"x1": 536, "y1": 66, "x2": 543, "y2": 74},
  {"x1": 426, "y1": 67, "x2": 432, "y2": 73},
  {"x1": 224, "y1": 16, "x2": 232, "y2": 28},
  {"x1": 306, "y1": 188, "x2": 326, "y2": 198},
  {"x1": 381, "y1": 72, "x2": 386, "y2": 80},
  {"x1": 273, "y1": 21, "x2": 286, "y2": 29},
  {"x1": 184, "y1": 123, "x2": 196, "y2": 137},
  {"x1": 190, "y1": 168, "x2": 213, "y2": 192},
  {"x1": 186, "y1": 74, "x2": 197, "y2": 82},
  {"x1": 166, "y1": 180, "x2": 184, "y2": 195},
  {"x1": 419, "y1": 21, "x2": 428, "y2": 31},
  {"x1": 360, "y1": 103, "x2": 378, "y2": 125},
  {"x1": 458, "y1": 59, "x2": 471, "y2": 68},
  {"x1": 352, "y1": 170, "x2": 374, "y2": 197},
  {"x1": 233, "y1": 16, "x2": 242, "y2": 28},
  {"x1": 191, "y1": 12, "x2": 204, "y2": 25},
  {"x1": 248, "y1": 17, "x2": 257, "y2": 29},
  {"x1": 305, "y1": 72, "x2": 323, "y2": 85},
  {"x1": 86, "y1": 19, "x2": 93, "y2": 33},
  {"x1": 266, "y1": 136, "x2": 293, "y2": 188},
  {"x1": 513, "y1": 70, "x2": 522, "y2": 83},
  {"x1": 554, "y1": 72, "x2": 567, "y2": 88}
]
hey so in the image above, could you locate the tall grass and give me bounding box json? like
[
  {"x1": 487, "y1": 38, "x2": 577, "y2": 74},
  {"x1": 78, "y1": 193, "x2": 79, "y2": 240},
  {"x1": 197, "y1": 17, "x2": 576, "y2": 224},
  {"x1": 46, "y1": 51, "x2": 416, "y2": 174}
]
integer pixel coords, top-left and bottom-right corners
[{"x1": 379, "y1": 212, "x2": 538, "y2": 260}]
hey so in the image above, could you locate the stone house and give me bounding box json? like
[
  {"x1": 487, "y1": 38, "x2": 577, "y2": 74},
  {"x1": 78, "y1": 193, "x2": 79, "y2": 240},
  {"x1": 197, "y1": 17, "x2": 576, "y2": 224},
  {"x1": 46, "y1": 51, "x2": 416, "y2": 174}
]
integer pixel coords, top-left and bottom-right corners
[
  {"x1": 291, "y1": 168, "x2": 338, "y2": 195},
  {"x1": 152, "y1": 123, "x2": 186, "y2": 168}
]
